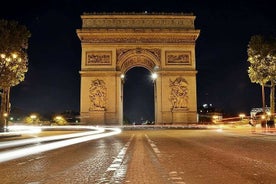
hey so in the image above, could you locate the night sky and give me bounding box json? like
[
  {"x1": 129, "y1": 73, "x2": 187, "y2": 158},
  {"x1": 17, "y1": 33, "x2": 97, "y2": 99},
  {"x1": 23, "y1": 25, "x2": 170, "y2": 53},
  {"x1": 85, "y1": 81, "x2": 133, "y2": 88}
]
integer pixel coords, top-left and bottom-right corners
[{"x1": 1, "y1": 0, "x2": 275, "y2": 120}]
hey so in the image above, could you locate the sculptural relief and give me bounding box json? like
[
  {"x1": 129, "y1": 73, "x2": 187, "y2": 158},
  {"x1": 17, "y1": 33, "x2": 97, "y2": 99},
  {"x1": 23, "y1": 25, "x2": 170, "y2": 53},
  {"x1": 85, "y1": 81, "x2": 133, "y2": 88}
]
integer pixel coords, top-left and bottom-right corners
[
  {"x1": 169, "y1": 77, "x2": 189, "y2": 109},
  {"x1": 89, "y1": 79, "x2": 107, "y2": 111}
]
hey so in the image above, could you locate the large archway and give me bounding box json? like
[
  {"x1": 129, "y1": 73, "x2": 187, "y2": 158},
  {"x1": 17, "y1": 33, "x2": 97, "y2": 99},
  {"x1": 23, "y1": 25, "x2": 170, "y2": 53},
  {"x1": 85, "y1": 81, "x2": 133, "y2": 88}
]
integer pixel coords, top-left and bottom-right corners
[
  {"x1": 77, "y1": 13, "x2": 200, "y2": 125},
  {"x1": 123, "y1": 67, "x2": 154, "y2": 124}
]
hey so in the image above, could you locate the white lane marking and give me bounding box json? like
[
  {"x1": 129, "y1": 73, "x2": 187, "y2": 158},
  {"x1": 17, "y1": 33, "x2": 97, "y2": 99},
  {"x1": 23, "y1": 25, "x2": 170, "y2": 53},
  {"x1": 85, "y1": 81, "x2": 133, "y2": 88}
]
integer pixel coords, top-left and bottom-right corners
[
  {"x1": 169, "y1": 170, "x2": 186, "y2": 184},
  {"x1": 145, "y1": 135, "x2": 187, "y2": 184},
  {"x1": 0, "y1": 126, "x2": 104, "y2": 149},
  {"x1": 97, "y1": 135, "x2": 134, "y2": 183},
  {"x1": 145, "y1": 134, "x2": 161, "y2": 158}
]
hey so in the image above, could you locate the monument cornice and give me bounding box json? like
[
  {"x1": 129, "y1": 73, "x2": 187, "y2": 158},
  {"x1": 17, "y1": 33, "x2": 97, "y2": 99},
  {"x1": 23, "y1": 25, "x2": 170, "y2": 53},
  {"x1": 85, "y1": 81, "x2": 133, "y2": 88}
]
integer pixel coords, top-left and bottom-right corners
[
  {"x1": 77, "y1": 28, "x2": 199, "y2": 33},
  {"x1": 83, "y1": 12, "x2": 194, "y2": 16},
  {"x1": 77, "y1": 30, "x2": 200, "y2": 44}
]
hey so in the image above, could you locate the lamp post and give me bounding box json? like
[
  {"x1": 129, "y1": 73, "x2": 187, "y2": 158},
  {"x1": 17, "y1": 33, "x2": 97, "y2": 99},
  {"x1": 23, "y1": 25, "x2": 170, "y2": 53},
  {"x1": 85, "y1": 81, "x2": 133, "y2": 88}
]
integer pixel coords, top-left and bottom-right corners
[
  {"x1": 151, "y1": 72, "x2": 158, "y2": 124},
  {"x1": 120, "y1": 73, "x2": 125, "y2": 124}
]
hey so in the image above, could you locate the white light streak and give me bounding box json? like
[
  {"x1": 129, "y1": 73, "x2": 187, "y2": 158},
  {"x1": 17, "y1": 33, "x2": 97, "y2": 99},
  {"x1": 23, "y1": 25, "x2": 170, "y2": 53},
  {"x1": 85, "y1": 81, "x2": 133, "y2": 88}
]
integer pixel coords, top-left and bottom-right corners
[
  {"x1": 0, "y1": 127, "x2": 121, "y2": 163},
  {"x1": 0, "y1": 126, "x2": 105, "y2": 149},
  {"x1": 216, "y1": 128, "x2": 223, "y2": 132}
]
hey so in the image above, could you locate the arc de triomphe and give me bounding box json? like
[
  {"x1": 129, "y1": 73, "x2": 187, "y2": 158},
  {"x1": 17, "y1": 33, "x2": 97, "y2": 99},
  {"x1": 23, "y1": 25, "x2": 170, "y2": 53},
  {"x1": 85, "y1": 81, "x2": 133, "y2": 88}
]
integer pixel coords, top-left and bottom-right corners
[{"x1": 77, "y1": 12, "x2": 200, "y2": 125}]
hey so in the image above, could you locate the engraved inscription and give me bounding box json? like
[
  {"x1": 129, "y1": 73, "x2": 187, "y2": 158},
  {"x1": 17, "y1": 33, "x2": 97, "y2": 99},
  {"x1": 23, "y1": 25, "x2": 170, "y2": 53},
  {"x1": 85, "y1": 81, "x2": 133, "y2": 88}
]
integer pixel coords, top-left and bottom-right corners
[
  {"x1": 86, "y1": 51, "x2": 112, "y2": 65},
  {"x1": 166, "y1": 51, "x2": 191, "y2": 65}
]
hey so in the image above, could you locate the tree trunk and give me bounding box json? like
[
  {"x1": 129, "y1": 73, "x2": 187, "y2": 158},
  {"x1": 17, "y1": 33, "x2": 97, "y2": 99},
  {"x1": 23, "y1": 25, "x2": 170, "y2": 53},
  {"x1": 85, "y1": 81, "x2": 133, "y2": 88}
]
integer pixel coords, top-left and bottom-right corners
[
  {"x1": 270, "y1": 83, "x2": 275, "y2": 118},
  {"x1": 0, "y1": 87, "x2": 10, "y2": 132},
  {"x1": 262, "y1": 84, "x2": 266, "y2": 114}
]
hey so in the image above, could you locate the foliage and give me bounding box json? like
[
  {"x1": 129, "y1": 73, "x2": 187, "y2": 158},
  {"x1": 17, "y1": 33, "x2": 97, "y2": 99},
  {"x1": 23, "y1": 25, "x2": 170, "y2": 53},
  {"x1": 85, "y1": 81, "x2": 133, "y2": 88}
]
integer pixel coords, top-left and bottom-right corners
[
  {"x1": 247, "y1": 35, "x2": 276, "y2": 84},
  {"x1": 23, "y1": 116, "x2": 40, "y2": 125},
  {"x1": 53, "y1": 116, "x2": 67, "y2": 125},
  {"x1": 0, "y1": 19, "x2": 31, "y2": 131},
  {"x1": 247, "y1": 35, "x2": 276, "y2": 115},
  {"x1": 0, "y1": 19, "x2": 31, "y2": 88}
]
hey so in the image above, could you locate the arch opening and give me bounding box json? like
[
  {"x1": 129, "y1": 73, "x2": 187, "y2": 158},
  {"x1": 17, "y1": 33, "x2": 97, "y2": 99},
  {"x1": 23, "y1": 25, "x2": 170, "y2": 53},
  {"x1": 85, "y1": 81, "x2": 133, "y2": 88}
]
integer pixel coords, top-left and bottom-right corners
[{"x1": 122, "y1": 67, "x2": 155, "y2": 125}]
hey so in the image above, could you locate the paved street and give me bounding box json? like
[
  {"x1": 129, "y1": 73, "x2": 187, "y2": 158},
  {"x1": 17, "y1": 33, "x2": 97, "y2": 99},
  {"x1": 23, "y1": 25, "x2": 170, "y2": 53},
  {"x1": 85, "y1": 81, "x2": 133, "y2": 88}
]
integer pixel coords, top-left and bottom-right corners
[{"x1": 0, "y1": 127, "x2": 276, "y2": 184}]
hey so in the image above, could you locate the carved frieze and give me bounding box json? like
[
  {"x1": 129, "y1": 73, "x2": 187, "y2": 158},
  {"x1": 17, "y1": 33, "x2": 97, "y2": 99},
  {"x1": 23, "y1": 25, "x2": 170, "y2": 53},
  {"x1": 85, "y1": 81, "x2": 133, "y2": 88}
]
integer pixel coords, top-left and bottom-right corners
[
  {"x1": 86, "y1": 51, "x2": 112, "y2": 65},
  {"x1": 169, "y1": 77, "x2": 189, "y2": 110},
  {"x1": 82, "y1": 14, "x2": 195, "y2": 29},
  {"x1": 165, "y1": 51, "x2": 191, "y2": 65},
  {"x1": 83, "y1": 19, "x2": 194, "y2": 29},
  {"x1": 116, "y1": 48, "x2": 161, "y2": 63},
  {"x1": 89, "y1": 79, "x2": 107, "y2": 111}
]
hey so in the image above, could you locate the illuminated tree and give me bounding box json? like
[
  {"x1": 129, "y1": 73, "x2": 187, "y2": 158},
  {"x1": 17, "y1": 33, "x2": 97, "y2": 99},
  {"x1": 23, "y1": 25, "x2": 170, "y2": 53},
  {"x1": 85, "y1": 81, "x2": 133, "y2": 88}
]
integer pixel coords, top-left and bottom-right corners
[
  {"x1": 0, "y1": 19, "x2": 31, "y2": 131},
  {"x1": 53, "y1": 116, "x2": 67, "y2": 125},
  {"x1": 23, "y1": 115, "x2": 40, "y2": 125},
  {"x1": 247, "y1": 35, "x2": 276, "y2": 117}
]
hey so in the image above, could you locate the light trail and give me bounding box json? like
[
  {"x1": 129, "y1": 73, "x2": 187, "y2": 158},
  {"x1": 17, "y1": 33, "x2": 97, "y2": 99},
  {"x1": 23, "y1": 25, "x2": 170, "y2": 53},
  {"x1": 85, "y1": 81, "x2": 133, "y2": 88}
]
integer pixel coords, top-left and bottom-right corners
[
  {"x1": 8, "y1": 125, "x2": 42, "y2": 134},
  {"x1": 0, "y1": 127, "x2": 121, "y2": 163},
  {"x1": 0, "y1": 126, "x2": 105, "y2": 149}
]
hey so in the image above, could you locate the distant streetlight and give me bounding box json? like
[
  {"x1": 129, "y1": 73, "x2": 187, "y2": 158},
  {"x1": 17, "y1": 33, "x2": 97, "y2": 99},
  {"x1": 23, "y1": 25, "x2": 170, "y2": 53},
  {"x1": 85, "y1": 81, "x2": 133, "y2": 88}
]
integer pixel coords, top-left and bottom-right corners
[
  {"x1": 30, "y1": 114, "x2": 37, "y2": 120},
  {"x1": 29, "y1": 114, "x2": 39, "y2": 124},
  {"x1": 212, "y1": 115, "x2": 219, "y2": 123},
  {"x1": 3, "y1": 112, "x2": 8, "y2": 117},
  {"x1": 239, "y1": 113, "x2": 245, "y2": 119},
  {"x1": 55, "y1": 116, "x2": 63, "y2": 120},
  {"x1": 54, "y1": 115, "x2": 67, "y2": 125}
]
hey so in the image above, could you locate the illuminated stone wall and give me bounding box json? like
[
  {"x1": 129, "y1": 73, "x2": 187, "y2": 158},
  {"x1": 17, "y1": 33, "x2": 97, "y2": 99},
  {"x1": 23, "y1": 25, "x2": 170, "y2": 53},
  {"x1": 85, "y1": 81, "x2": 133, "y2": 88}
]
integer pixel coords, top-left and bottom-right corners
[{"x1": 77, "y1": 13, "x2": 200, "y2": 125}]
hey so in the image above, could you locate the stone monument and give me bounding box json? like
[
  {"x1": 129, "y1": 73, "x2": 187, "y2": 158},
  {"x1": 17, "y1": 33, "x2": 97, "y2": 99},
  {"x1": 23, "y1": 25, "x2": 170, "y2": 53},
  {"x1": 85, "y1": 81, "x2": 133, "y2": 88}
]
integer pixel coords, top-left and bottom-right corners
[{"x1": 77, "y1": 12, "x2": 200, "y2": 125}]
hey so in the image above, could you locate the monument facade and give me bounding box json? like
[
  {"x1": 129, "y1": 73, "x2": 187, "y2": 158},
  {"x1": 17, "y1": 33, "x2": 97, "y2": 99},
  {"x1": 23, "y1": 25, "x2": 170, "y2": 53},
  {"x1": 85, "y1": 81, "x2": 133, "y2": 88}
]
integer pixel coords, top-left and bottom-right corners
[{"x1": 77, "y1": 12, "x2": 200, "y2": 125}]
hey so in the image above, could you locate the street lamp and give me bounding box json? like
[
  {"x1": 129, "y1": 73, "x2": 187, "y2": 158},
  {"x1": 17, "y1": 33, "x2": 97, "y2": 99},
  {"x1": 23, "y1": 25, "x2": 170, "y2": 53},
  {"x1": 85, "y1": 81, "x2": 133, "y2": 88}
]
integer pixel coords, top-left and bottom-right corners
[
  {"x1": 30, "y1": 114, "x2": 37, "y2": 124},
  {"x1": 151, "y1": 72, "x2": 157, "y2": 80},
  {"x1": 55, "y1": 116, "x2": 63, "y2": 121},
  {"x1": 30, "y1": 114, "x2": 37, "y2": 120},
  {"x1": 151, "y1": 72, "x2": 158, "y2": 124},
  {"x1": 239, "y1": 113, "x2": 245, "y2": 120}
]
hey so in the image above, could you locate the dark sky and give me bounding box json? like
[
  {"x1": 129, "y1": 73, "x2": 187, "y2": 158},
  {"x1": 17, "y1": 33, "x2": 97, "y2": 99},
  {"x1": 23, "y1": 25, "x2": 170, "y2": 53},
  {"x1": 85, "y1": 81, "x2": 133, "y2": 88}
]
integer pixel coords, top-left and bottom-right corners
[{"x1": 1, "y1": 0, "x2": 275, "y2": 119}]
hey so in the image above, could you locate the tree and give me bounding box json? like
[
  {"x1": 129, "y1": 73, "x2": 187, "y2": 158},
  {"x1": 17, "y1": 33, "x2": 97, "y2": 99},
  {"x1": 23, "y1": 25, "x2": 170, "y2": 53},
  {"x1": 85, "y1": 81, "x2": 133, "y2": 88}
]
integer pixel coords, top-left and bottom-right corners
[
  {"x1": 0, "y1": 19, "x2": 31, "y2": 131},
  {"x1": 247, "y1": 35, "x2": 276, "y2": 118}
]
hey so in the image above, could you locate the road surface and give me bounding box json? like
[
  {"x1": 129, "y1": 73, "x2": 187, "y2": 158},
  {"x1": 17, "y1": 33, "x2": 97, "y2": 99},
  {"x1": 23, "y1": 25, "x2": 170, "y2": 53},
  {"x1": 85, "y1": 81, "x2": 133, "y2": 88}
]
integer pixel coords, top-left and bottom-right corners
[{"x1": 0, "y1": 127, "x2": 275, "y2": 184}]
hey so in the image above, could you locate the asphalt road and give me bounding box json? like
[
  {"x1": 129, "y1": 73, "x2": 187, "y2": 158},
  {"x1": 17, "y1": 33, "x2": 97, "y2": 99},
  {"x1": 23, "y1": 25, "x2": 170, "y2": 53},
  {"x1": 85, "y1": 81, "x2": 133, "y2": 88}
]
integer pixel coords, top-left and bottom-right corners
[{"x1": 0, "y1": 127, "x2": 276, "y2": 184}]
